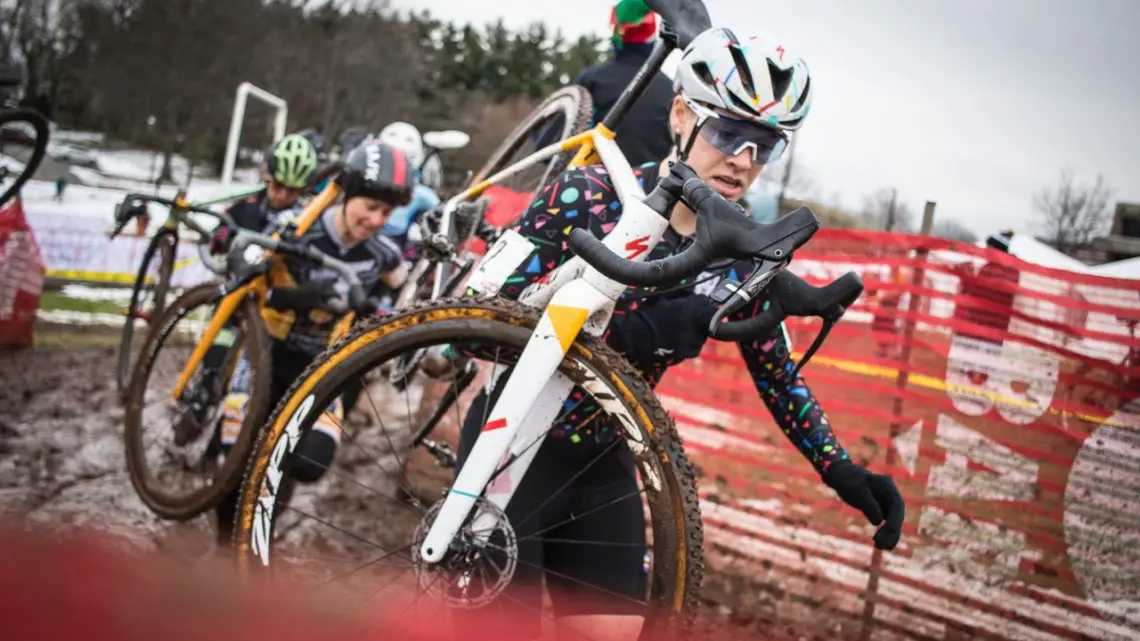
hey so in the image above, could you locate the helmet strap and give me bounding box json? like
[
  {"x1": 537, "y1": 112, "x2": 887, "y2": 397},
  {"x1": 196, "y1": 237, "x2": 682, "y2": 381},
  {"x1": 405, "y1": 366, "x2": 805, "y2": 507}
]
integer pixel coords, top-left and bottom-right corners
[
  {"x1": 333, "y1": 200, "x2": 354, "y2": 245},
  {"x1": 675, "y1": 116, "x2": 708, "y2": 162}
]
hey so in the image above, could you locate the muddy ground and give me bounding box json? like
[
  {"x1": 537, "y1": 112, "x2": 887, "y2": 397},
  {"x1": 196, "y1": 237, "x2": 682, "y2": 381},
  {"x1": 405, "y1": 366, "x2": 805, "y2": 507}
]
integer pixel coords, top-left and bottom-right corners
[
  {"x1": 0, "y1": 324, "x2": 848, "y2": 641},
  {"x1": 0, "y1": 324, "x2": 217, "y2": 551},
  {"x1": 0, "y1": 323, "x2": 444, "y2": 555}
]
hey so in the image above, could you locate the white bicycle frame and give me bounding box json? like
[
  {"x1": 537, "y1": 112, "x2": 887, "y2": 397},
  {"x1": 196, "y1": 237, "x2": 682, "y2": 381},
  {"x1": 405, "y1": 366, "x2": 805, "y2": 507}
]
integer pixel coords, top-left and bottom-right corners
[{"x1": 418, "y1": 129, "x2": 675, "y2": 563}]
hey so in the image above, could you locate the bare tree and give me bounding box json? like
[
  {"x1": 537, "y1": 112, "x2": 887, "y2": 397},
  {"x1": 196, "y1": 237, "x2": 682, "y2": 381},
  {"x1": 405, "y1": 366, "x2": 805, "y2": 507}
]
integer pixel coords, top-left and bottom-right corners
[
  {"x1": 40, "y1": 0, "x2": 602, "y2": 186},
  {"x1": 931, "y1": 218, "x2": 978, "y2": 243},
  {"x1": 6, "y1": 0, "x2": 76, "y2": 112},
  {"x1": 860, "y1": 187, "x2": 914, "y2": 232},
  {"x1": 1033, "y1": 168, "x2": 1114, "y2": 255}
]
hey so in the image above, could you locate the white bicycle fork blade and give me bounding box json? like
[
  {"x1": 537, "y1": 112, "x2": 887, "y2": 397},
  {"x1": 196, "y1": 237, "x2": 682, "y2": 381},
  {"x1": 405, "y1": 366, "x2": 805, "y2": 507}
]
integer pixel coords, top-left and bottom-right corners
[
  {"x1": 418, "y1": 287, "x2": 597, "y2": 563},
  {"x1": 470, "y1": 372, "x2": 575, "y2": 538}
]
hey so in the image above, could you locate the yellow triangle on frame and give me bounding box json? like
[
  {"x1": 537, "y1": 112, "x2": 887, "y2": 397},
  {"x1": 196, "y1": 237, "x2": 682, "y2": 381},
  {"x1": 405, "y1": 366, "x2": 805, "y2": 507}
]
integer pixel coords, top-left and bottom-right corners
[{"x1": 546, "y1": 305, "x2": 589, "y2": 353}]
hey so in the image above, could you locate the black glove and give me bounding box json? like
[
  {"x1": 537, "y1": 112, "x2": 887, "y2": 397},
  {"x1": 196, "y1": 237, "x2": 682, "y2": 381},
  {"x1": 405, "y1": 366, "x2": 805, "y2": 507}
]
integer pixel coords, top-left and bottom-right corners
[
  {"x1": 822, "y1": 459, "x2": 905, "y2": 550},
  {"x1": 266, "y1": 277, "x2": 340, "y2": 312},
  {"x1": 606, "y1": 293, "x2": 718, "y2": 371}
]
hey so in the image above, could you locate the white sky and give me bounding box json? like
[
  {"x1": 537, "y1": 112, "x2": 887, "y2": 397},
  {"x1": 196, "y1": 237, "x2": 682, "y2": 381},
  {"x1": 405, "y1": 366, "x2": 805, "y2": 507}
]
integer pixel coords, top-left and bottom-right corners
[{"x1": 389, "y1": 0, "x2": 1140, "y2": 238}]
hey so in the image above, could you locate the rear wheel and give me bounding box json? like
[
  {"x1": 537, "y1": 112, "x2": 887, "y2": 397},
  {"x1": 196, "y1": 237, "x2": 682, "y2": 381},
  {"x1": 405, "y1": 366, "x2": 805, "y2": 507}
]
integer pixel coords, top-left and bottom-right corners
[
  {"x1": 400, "y1": 87, "x2": 592, "y2": 311},
  {"x1": 392, "y1": 86, "x2": 594, "y2": 375},
  {"x1": 387, "y1": 87, "x2": 595, "y2": 479},
  {"x1": 472, "y1": 85, "x2": 593, "y2": 206},
  {"x1": 233, "y1": 297, "x2": 704, "y2": 639}
]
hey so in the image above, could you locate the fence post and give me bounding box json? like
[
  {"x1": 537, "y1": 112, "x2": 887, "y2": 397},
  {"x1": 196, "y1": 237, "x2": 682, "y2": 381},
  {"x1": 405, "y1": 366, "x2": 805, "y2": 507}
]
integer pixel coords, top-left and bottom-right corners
[{"x1": 858, "y1": 201, "x2": 936, "y2": 640}]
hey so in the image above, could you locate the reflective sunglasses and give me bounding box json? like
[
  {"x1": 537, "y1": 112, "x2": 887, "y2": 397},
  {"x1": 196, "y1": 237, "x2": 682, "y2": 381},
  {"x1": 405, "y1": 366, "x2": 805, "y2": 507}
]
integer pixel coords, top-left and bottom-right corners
[{"x1": 686, "y1": 97, "x2": 789, "y2": 165}]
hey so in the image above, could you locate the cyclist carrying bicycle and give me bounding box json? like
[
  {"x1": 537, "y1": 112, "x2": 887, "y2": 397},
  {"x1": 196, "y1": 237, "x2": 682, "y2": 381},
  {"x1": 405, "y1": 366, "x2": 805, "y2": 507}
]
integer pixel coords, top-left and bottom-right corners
[
  {"x1": 209, "y1": 134, "x2": 319, "y2": 250},
  {"x1": 374, "y1": 121, "x2": 441, "y2": 253},
  {"x1": 195, "y1": 134, "x2": 322, "y2": 404},
  {"x1": 211, "y1": 140, "x2": 414, "y2": 546},
  {"x1": 449, "y1": 28, "x2": 905, "y2": 640}
]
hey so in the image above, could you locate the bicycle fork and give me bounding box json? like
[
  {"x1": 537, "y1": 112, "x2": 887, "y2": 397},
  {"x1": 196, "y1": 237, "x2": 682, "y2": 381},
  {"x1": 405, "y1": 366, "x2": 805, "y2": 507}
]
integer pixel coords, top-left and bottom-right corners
[
  {"x1": 171, "y1": 282, "x2": 260, "y2": 400},
  {"x1": 417, "y1": 279, "x2": 609, "y2": 564}
]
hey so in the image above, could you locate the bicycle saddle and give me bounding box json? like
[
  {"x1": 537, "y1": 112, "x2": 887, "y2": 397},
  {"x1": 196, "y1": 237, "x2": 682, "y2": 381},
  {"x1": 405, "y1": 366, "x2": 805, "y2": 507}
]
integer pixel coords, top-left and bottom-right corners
[{"x1": 643, "y1": 0, "x2": 712, "y2": 49}]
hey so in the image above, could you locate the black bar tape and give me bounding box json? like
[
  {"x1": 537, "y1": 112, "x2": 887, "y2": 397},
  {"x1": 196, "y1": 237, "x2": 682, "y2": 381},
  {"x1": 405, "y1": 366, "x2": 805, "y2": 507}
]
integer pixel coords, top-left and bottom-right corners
[
  {"x1": 567, "y1": 228, "x2": 711, "y2": 287},
  {"x1": 711, "y1": 304, "x2": 784, "y2": 341}
]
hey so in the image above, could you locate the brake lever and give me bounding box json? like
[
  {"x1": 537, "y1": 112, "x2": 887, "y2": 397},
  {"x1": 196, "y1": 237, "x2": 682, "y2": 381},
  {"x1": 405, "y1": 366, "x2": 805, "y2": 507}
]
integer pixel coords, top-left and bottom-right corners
[
  {"x1": 792, "y1": 319, "x2": 834, "y2": 380},
  {"x1": 109, "y1": 200, "x2": 134, "y2": 238},
  {"x1": 220, "y1": 259, "x2": 269, "y2": 295},
  {"x1": 422, "y1": 232, "x2": 455, "y2": 261},
  {"x1": 789, "y1": 278, "x2": 860, "y2": 379},
  {"x1": 325, "y1": 296, "x2": 349, "y2": 315},
  {"x1": 707, "y1": 260, "x2": 785, "y2": 332},
  {"x1": 108, "y1": 218, "x2": 129, "y2": 240}
]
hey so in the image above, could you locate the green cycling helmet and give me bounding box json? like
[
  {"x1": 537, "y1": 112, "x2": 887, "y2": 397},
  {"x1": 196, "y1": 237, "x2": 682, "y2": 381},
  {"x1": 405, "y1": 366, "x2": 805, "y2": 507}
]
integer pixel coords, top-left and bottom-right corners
[{"x1": 266, "y1": 134, "x2": 318, "y2": 189}]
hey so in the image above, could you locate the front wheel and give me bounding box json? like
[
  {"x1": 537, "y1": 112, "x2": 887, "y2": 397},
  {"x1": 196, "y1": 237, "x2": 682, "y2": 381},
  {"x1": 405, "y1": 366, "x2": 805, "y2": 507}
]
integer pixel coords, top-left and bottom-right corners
[
  {"x1": 123, "y1": 283, "x2": 272, "y2": 520},
  {"x1": 233, "y1": 296, "x2": 704, "y2": 639},
  {"x1": 0, "y1": 107, "x2": 49, "y2": 208}
]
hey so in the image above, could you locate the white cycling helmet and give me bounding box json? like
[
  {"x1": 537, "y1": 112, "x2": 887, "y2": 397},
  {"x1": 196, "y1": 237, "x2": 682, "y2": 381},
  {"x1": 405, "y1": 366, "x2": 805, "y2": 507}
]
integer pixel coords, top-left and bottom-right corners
[
  {"x1": 673, "y1": 28, "x2": 812, "y2": 132},
  {"x1": 377, "y1": 121, "x2": 425, "y2": 169}
]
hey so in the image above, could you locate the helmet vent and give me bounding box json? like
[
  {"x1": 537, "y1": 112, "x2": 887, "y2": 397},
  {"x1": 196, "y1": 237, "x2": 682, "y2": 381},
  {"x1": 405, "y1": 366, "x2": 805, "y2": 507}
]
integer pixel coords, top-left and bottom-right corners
[
  {"x1": 767, "y1": 60, "x2": 793, "y2": 103},
  {"x1": 726, "y1": 91, "x2": 759, "y2": 116},
  {"x1": 790, "y1": 74, "x2": 810, "y2": 112},
  {"x1": 691, "y1": 61, "x2": 716, "y2": 89},
  {"x1": 726, "y1": 42, "x2": 757, "y2": 100}
]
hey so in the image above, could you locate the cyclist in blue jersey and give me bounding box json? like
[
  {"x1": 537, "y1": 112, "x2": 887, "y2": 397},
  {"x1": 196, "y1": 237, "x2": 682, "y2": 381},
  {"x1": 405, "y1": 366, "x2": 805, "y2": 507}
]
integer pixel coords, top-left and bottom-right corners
[{"x1": 375, "y1": 121, "x2": 441, "y2": 253}]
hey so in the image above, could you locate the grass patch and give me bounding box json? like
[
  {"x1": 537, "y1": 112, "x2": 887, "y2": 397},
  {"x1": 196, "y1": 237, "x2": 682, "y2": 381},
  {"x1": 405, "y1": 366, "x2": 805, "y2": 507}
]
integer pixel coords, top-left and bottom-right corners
[{"x1": 39, "y1": 290, "x2": 126, "y2": 316}]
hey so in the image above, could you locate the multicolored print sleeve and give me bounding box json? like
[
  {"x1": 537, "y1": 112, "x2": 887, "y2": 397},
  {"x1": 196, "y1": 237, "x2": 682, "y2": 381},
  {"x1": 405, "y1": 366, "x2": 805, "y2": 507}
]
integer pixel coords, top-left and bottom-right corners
[
  {"x1": 496, "y1": 165, "x2": 644, "y2": 301},
  {"x1": 731, "y1": 300, "x2": 850, "y2": 475},
  {"x1": 495, "y1": 168, "x2": 594, "y2": 300}
]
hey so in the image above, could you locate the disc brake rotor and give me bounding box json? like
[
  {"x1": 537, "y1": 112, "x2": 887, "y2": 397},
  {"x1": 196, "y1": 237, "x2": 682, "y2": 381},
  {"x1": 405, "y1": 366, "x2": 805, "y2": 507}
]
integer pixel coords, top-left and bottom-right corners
[{"x1": 411, "y1": 496, "x2": 517, "y2": 609}]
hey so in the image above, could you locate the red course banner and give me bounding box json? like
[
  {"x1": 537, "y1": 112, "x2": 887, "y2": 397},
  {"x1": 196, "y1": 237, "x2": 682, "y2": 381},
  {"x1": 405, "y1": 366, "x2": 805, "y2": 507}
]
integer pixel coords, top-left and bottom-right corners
[{"x1": 0, "y1": 196, "x2": 45, "y2": 348}]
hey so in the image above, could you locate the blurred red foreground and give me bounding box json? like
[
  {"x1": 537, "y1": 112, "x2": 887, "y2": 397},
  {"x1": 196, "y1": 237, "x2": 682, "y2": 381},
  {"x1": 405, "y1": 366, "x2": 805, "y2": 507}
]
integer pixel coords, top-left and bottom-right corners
[{"x1": 0, "y1": 521, "x2": 792, "y2": 641}]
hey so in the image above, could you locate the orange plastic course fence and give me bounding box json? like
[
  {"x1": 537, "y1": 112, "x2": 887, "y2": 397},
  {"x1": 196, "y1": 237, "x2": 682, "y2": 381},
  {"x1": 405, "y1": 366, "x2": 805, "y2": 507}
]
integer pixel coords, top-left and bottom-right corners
[{"x1": 657, "y1": 228, "x2": 1140, "y2": 640}]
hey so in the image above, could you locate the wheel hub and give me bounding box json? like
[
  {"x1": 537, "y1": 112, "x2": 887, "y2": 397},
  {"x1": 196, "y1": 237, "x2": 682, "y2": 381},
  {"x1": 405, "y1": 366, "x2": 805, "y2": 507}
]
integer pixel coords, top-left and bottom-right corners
[{"x1": 411, "y1": 497, "x2": 517, "y2": 608}]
